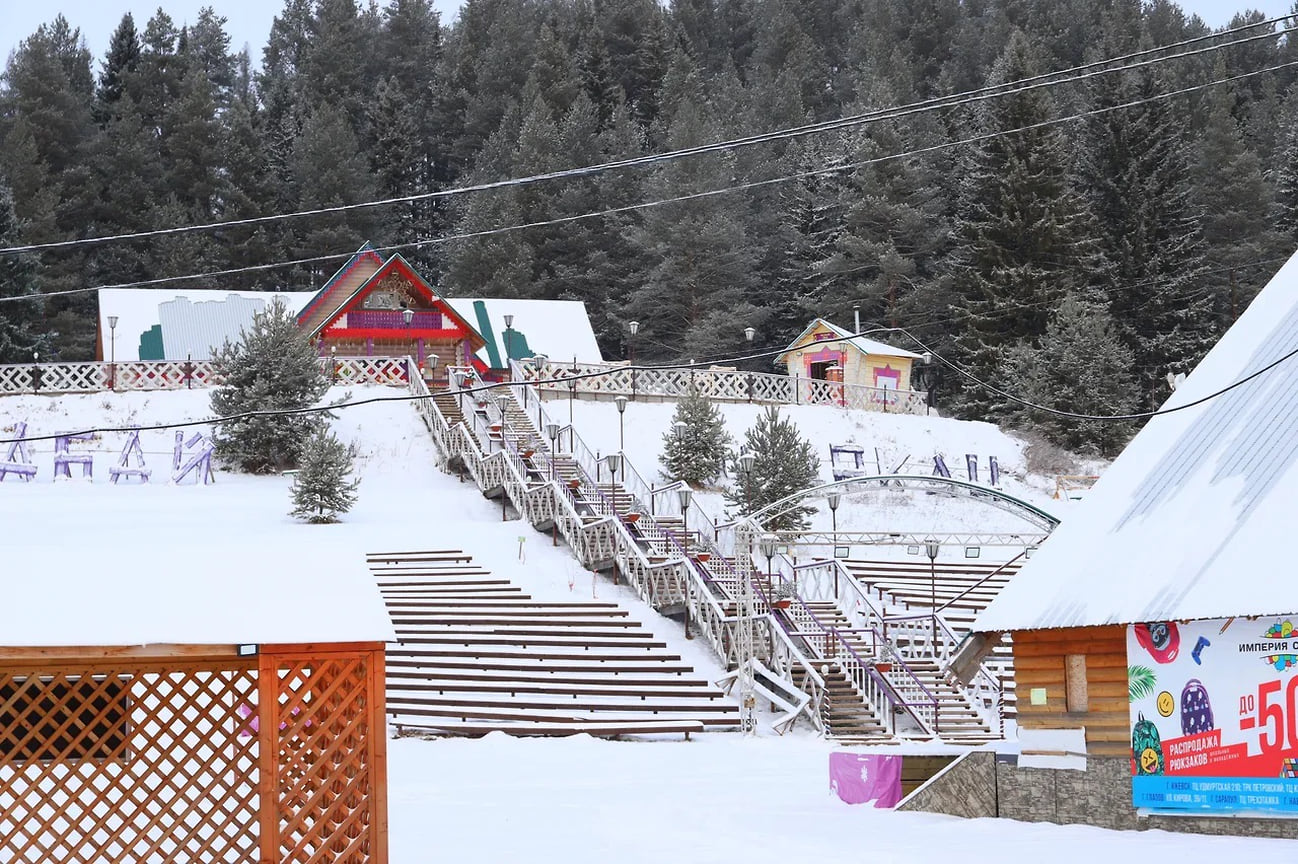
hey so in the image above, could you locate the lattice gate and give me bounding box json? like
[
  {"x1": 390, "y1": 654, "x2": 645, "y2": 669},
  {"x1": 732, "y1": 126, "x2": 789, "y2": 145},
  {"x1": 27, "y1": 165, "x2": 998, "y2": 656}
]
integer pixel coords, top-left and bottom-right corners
[{"x1": 0, "y1": 645, "x2": 386, "y2": 864}]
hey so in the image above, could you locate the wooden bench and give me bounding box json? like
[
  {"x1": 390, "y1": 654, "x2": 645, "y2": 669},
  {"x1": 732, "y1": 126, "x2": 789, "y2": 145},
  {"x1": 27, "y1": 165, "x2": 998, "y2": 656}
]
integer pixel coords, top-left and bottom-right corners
[
  {"x1": 386, "y1": 648, "x2": 683, "y2": 662},
  {"x1": 369, "y1": 549, "x2": 474, "y2": 563},
  {"x1": 388, "y1": 681, "x2": 725, "y2": 699},
  {"x1": 395, "y1": 635, "x2": 669, "y2": 649},
  {"x1": 387, "y1": 659, "x2": 698, "y2": 675},
  {"x1": 387, "y1": 703, "x2": 740, "y2": 726},
  {"x1": 392, "y1": 719, "x2": 707, "y2": 738},
  {"x1": 386, "y1": 670, "x2": 709, "y2": 687}
]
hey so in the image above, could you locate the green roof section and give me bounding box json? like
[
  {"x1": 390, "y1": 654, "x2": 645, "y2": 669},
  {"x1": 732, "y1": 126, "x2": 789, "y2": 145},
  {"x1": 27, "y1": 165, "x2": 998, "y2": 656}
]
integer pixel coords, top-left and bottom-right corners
[
  {"x1": 139, "y1": 325, "x2": 165, "y2": 361},
  {"x1": 503, "y1": 327, "x2": 535, "y2": 361},
  {"x1": 473, "y1": 301, "x2": 503, "y2": 369}
]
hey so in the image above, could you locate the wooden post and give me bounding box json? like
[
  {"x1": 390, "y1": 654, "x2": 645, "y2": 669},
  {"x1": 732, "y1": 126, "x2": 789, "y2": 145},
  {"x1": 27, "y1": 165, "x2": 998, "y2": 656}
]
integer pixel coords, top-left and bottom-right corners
[
  {"x1": 368, "y1": 646, "x2": 390, "y2": 864},
  {"x1": 256, "y1": 651, "x2": 278, "y2": 864}
]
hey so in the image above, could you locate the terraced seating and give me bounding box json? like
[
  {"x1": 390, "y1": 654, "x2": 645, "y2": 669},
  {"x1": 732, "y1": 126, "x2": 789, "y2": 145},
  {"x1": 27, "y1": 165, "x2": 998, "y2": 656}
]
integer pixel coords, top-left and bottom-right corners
[{"x1": 372, "y1": 550, "x2": 739, "y2": 738}]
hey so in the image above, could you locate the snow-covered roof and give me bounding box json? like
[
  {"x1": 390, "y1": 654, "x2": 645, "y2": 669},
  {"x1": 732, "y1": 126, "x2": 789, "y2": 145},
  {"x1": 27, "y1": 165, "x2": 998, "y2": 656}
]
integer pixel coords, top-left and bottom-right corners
[
  {"x1": 773, "y1": 318, "x2": 922, "y2": 365},
  {"x1": 443, "y1": 298, "x2": 604, "y2": 369},
  {"x1": 99, "y1": 288, "x2": 314, "y2": 361},
  {"x1": 975, "y1": 251, "x2": 1298, "y2": 633},
  {"x1": 3, "y1": 540, "x2": 395, "y2": 647}
]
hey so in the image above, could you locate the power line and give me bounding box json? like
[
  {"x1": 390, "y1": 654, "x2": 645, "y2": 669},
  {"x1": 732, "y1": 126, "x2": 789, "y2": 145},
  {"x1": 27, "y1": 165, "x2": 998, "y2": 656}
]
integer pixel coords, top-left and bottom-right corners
[
  {"x1": 4, "y1": 57, "x2": 1293, "y2": 307},
  {"x1": 869, "y1": 325, "x2": 1298, "y2": 422},
  {"x1": 0, "y1": 15, "x2": 1290, "y2": 257},
  {"x1": 2, "y1": 319, "x2": 1292, "y2": 445}
]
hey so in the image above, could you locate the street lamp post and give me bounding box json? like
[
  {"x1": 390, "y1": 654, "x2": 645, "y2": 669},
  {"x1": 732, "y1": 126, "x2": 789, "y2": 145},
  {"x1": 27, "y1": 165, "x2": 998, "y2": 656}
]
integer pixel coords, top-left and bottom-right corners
[
  {"x1": 925, "y1": 539, "x2": 940, "y2": 649},
  {"x1": 531, "y1": 353, "x2": 548, "y2": 428},
  {"x1": 544, "y1": 423, "x2": 561, "y2": 480},
  {"x1": 568, "y1": 357, "x2": 580, "y2": 424},
  {"x1": 330, "y1": 345, "x2": 337, "y2": 384},
  {"x1": 826, "y1": 490, "x2": 840, "y2": 540},
  {"x1": 503, "y1": 313, "x2": 515, "y2": 366},
  {"x1": 31, "y1": 351, "x2": 41, "y2": 393},
  {"x1": 918, "y1": 352, "x2": 939, "y2": 415},
  {"x1": 456, "y1": 370, "x2": 472, "y2": 418},
  {"x1": 605, "y1": 453, "x2": 621, "y2": 491},
  {"x1": 614, "y1": 395, "x2": 628, "y2": 455},
  {"x1": 738, "y1": 451, "x2": 756, "y2": 515},
  {"x1": 107, "y1": 315, "x2": 118, "y2": 391},
  {"x1": 759, "y1": 532, "x2": 778, "y2": 597},
  {"x1": 677, "y1": 486, "x2": 694, "y2": 639},
  {"x1": 402, "y1": 306, "x2": 415, "y2": 365},
  {"x1": 425, "y1": 352, "x2": 439, "y2": 386},
  {"x1": 628, "y1": 321, "x2": 639, "y2": 400},
  {"x1": 744, "y1": 326, "x2": 756, "y2": 402}
]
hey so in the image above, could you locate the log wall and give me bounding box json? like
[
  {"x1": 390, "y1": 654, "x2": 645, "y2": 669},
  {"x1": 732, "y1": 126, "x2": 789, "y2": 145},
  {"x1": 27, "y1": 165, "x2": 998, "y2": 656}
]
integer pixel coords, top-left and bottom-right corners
[{"x1": 1012, "y1": 625, "x2": 1130, "y2": 757}]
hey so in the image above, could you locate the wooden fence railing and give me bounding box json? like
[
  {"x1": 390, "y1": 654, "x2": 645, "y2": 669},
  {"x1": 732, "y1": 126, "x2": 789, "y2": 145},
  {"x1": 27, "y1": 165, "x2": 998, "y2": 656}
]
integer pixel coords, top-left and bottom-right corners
[
  {"x1": 514, "y1": 360, "x2": 929, "y2": 414},
  {"x1": 0, "y1": 357, "x2": 410, "y2": 395}
]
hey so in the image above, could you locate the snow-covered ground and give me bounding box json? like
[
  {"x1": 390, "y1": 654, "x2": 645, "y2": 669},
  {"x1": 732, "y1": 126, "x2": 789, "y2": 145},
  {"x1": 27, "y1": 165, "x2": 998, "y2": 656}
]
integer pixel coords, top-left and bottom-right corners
[
  {"x1": 559, "y1": 395, "x2": 1086, "y2": 559},
  {"x1": 392, "y1": 733, "x2": 1289, "y2": 864},
  {"x1": 3, "y1": 385, "x2": 1282, "y2": 859}
]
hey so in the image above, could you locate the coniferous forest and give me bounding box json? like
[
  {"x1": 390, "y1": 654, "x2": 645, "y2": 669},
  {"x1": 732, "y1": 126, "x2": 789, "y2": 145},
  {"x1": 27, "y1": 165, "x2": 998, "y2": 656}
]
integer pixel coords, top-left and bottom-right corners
[{"x1": 2, "y1": 0, "x2": 1297, "y2": 451}]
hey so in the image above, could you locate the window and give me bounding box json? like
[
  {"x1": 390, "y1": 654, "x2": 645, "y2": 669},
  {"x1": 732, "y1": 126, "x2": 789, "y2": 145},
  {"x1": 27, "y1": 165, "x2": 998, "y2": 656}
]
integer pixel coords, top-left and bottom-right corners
[
  {"x1": 1064, "y1": 655, "x2": 1088, "y2": 713},
  {"x1": 0, "y1": 676, "x2": 129, "y2": 761}
]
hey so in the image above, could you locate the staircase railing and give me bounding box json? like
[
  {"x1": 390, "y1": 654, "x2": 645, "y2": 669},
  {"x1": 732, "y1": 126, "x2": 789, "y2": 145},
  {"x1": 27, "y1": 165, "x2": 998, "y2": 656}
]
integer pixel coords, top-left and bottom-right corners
[
  {"x1": 797, "y1": 552, "x2": 1002, "y2": 738},
  {"x1": 773, "y1": 578, "x2": 937, "y2": 737}
]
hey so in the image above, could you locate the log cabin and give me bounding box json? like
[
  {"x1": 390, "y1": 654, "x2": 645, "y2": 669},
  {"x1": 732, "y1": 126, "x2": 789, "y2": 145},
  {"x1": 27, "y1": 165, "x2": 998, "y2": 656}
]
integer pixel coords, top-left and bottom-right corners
[{"x1": 913, "y1": 250, "x2": 1298, "y2": 836}]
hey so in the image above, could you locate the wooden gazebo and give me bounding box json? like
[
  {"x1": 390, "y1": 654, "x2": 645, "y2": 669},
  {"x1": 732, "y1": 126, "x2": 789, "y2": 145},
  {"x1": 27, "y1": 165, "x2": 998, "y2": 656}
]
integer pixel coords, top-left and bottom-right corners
[{"x1": 0, "y1": 544, "x2": 394, "y2": 863}]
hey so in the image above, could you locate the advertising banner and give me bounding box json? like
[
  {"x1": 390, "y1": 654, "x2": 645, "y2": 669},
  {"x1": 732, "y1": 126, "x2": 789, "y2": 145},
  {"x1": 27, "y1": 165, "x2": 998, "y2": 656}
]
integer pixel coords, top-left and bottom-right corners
[{"x1": 1127, "y1": 616, "x2": 1298, "y2": 815}]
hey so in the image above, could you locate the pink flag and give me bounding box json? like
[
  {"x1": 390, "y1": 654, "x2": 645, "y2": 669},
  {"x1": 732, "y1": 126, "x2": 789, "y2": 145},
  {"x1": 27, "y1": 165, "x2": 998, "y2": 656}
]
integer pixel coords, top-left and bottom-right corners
[{"x1": 829, "y1": 752, "x2": 903, "y2": 808}]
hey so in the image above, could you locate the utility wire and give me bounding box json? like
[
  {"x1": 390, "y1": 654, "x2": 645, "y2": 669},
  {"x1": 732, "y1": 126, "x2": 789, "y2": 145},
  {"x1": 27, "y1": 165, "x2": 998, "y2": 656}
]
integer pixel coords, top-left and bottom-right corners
[
  {"x1": 0, "y1": 15, "x2": 1290, "y2": 257},
  {"x1": 4, "y1": 320, "x2": 1294, "y2": 445},
  {"x1": 3, "y1": 57, "x2": 1294, "y2": 306},
  {"x1": 868, "y1": 325, "x2": 1298, "y2": 422}
]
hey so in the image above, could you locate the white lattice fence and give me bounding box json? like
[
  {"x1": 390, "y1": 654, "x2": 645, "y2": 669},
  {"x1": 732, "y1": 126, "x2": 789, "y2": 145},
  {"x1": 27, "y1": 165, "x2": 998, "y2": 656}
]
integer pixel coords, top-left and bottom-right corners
[
  {"x1": 517, "y1": 361, "x2": 927, "y2": 414},
  {"x1": 0, "y1": 357, "x2": 410, "y2": 395}
]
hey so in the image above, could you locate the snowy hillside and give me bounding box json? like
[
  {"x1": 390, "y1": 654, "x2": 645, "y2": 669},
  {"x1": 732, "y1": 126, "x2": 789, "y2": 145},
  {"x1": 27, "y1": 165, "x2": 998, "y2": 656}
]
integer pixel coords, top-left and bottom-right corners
[
  {"x1": 562, "y1": 397, "x2": 1088, "y2": 549},
  {"x1": 1, "y1": 386, "x2": 1288, "y2": 861}
]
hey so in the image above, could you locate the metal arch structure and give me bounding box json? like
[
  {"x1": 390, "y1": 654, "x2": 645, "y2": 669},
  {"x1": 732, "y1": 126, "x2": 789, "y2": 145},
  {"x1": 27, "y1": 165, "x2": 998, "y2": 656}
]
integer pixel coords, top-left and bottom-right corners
[{"x1": 748, "y1": 474, "x2": 1062, "y2": 534}]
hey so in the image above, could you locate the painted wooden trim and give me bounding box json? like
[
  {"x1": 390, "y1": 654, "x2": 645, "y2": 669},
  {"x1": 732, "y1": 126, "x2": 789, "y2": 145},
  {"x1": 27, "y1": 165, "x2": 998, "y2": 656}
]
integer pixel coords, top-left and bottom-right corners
[
  {"x1": 368, "y1": 646, "x2": 390, "y2": 864},
  {"x1": 0, "y1": 644, "x2": 246, "y2": 660}
]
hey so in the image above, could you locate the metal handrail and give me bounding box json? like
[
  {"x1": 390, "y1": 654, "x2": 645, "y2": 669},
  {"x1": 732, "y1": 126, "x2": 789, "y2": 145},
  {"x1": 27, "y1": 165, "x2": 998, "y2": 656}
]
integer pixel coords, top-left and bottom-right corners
[{"x1": 776, "y1": 576, "x2": 937, "y2": 732}]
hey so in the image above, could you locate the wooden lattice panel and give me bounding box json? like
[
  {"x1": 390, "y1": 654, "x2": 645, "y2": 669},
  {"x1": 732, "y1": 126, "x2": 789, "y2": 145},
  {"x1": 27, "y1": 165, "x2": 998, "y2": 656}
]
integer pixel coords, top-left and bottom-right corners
[
  {"x1": 265, "y1": 653, "x2": 378, "y2": 864},
  {"x1": 0, "y1": 661, "x2": 260, "y2": 863},
  {"x1": 0, "y1": 648, "x2": 386, "y2": 864}
]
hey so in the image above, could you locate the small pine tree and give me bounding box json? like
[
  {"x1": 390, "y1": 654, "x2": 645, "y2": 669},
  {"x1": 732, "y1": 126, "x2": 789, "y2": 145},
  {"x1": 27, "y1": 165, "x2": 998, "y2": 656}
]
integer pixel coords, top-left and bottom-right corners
[
  {"x1": 659, "y1": 386, "x2": 732, "y2": 485},
  {"x1": 1000, "y1": 294, "x2": 1138, "y2": 457},
  {"x1": 726, "y1": 406, "x2": 820, "y2": 531},
  {"x1": 290, "y1": 429, "x2": 360, "y2": 524},
  {"x1": 210, "y1": 298, "x2": 330, "y2": 473}
]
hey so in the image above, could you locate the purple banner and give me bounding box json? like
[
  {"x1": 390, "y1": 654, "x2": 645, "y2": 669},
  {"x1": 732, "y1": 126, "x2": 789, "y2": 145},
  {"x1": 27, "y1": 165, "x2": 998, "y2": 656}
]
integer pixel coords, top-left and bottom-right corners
[{"x1": 829, "y1": 752, "x2": 903, "y2": 807}]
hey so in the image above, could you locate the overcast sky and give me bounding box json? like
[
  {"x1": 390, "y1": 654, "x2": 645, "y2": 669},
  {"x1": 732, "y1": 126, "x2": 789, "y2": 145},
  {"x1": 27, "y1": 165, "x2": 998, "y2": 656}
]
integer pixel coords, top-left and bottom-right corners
[{"x1": 1, "y1": 1, "x2": 1293, "y2": 71}]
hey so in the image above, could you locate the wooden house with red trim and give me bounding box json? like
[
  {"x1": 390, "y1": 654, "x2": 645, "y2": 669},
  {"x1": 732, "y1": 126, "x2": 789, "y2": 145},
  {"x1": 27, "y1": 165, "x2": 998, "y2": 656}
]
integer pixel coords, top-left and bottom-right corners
[
  {"x1": 0, "y1": 542, "x2": 395, "y2": 862},
  {"x1": 774, "y1": 318, "x2": 922, "y2": 391},
  {"x1": 296, "y1": 243, "x2": 488, "y2": 382}
]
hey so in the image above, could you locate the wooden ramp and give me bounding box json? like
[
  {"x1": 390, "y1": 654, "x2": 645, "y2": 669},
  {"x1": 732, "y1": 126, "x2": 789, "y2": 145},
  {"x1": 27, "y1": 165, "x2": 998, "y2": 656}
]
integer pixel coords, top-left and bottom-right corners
[{"x1": 371, "y1": 550, "x2": 740, "y2": 738}]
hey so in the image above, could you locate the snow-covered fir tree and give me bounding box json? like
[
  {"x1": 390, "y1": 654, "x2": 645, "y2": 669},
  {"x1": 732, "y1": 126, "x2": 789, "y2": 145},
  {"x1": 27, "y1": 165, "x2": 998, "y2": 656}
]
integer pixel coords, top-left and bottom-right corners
[
  {"x1": 659, "y1": 386, "x2": 732, "y2": 485},
  {"x1": 210, "y1": 298, "x2": 329, "y2": 473},
  {"x1": 725, "y1": 406, "x2": 819, "y2": 531},
  {"x1": 1000, "y1": 294, "x2": 1138, "y2": 457},
  {"x1": 290, "y1": 429, "x2": 360, "y2": 523},
  {"x1": 0, "y1": 184, "x2": 47, "y2": 363},
  {"x1": 946, "y1": 33, "x2": 1104, "y2": 422}
]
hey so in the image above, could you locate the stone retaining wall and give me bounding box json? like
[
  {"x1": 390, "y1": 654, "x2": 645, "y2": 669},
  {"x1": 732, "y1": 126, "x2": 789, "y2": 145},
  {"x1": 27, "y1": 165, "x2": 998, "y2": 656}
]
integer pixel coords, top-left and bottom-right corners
[{"x1": 900, "y1": 753, "x2": 1298, "y2": 838}]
